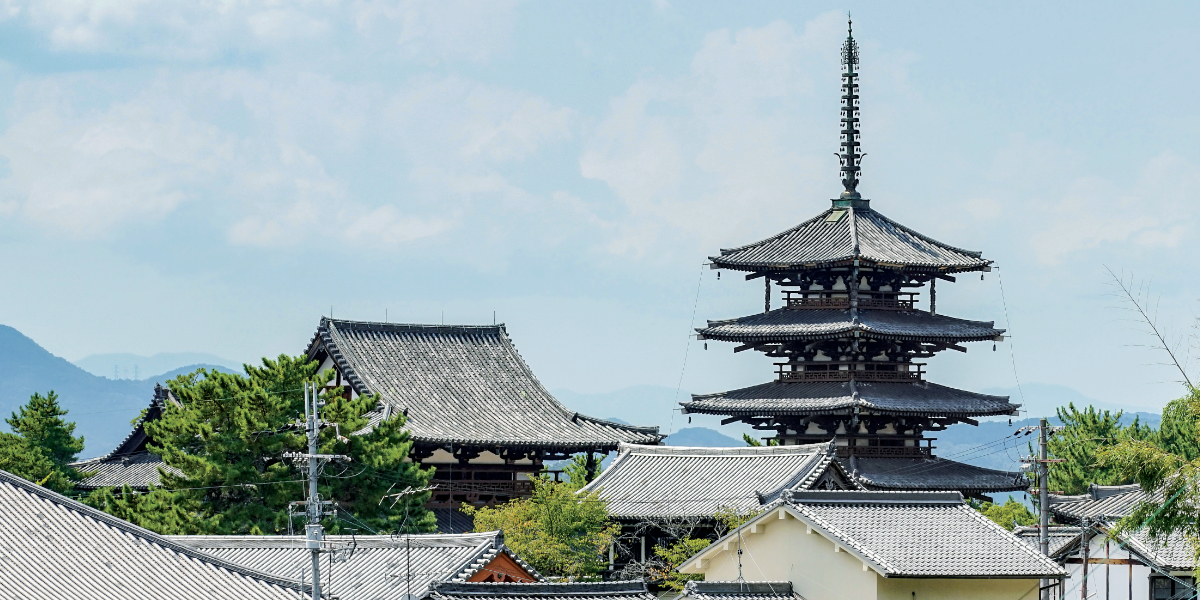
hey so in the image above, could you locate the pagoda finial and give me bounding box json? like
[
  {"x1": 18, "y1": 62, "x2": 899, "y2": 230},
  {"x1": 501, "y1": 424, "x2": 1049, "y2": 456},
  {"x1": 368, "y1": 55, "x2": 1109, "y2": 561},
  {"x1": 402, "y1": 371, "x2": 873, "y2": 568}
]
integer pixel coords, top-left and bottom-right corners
[{"x1": 838, "y1": 15, "x2": 863, "y2": 201}]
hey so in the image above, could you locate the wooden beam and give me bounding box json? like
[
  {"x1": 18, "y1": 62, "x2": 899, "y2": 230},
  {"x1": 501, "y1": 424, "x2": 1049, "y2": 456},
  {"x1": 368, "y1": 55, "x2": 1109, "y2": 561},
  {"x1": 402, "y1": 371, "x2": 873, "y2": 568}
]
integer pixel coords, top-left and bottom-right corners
[{"x1": 935, "y1": 274, "x2": 956, "y2": 283}]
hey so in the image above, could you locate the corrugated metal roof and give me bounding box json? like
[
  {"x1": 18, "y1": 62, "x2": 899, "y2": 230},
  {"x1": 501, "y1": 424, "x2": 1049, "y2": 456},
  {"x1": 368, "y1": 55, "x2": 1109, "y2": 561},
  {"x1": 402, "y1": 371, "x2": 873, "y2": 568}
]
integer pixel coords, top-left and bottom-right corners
[
  {"x1": 683, "y1": 379, "x2": 1018, "y2": 418},
  {"x1": 698, "y1": 308, "x2": 1002, "y2": 344},
  {"x1": 579, "y1": 442, "x2": 851, "y2": 520},
  {"x1": 778, "y1": 491, "x2": 1063, "y2": 578},
  {"x1": 169, "y1": 532, "x2": 541, "y2": 600},
  {"x1": 430, "y1": 581, "x2": 656, "y2": 600},
  {"x1": 711, "y1": 206, "x2": 990, "y2": 273},
  {"x1": 843, "y1": 456, "x2": 1029, "y2": 494},
  {"x1": 679, "y1": 581, "x2": 801, "y2": 600},
  {"x1": 308, "y1": 319, "x2": 662, "y2": 449},
  {"x1": 0, "y1": 468, "x2": 304, "y2": 599}
]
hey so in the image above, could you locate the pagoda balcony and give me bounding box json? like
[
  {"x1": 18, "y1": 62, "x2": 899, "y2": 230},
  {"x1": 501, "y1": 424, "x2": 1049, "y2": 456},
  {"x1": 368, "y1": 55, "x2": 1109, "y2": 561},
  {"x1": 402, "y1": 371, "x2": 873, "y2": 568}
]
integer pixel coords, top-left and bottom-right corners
[
  {"x1": 783, "y1": 291, "x2": 915, "y2": 311},
  {"x1": 431, "y1": 479, "x2": 534, "y2": 497},
  {"x1": 776, "y1": 362, "x2": 925, "y2": 383},
  {"x1": 836, "y1": 445, "x2": 932, "y2": 459}
]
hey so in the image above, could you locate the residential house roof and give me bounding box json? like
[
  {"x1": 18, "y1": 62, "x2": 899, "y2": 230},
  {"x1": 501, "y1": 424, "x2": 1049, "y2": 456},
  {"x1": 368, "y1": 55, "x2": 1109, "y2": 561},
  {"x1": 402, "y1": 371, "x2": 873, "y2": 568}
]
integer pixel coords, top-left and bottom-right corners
[
  {"x1": 683, "y1": 380, "x2": 1018, "y2": 418},
  {"x1": 1013, "y1": 526, "x2": 1084, "y2": 557},
  {"x1": 1015, "y1": 523, "x2": 1195, "y2": 571},
  {"x1": 678, "y1": 581, "x2": 802, "y2": 600},
  {"x1": 168, "y1": 531, "x2": 540, "y2": 600},
  {"x1": 1048, "y1": 483, "x2": 1149, "y2": 523},
  {"x1": 307, "y1": 319, "x2": 663, "y2": 450},
  {"x1": 842, "y1": 455, "x2": 1029, "y2": 495},
  {"x1": 680, "y1": 491, "x2": 1064, "y2": 579},
  {"x1": 697, "y1": 308, "x2": 1003, "y2": 344},
  {"x1": 578, "y1": 442, "x2": 853, "y2": 521},
  {"x1": 429, "y1": 581, "x2": 657, "y2": 600},
  {"x1": 0, "y1": 468, "x2": 304, "y2": 599},
  {"x1": 709, "y1": 206, "x2": 991, "y2": 273}
]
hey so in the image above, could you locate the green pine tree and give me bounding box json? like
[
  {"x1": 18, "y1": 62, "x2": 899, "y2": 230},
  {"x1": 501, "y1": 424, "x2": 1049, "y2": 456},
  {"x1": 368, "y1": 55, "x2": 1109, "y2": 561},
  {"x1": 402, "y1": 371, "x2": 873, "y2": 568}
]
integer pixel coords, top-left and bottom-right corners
[
  {"x1": 1045, "y1": 403, "x2": 1151, "y2": 495},
  {"x1": 1153, "y1": 389, "x2": 1200, "y2": 461},
  {"x1": 0, "y1": 390, "x2": 86, "y2": 493},
  {"x1": 91, "y1": 355, "x2": 434, "y2": 535}
]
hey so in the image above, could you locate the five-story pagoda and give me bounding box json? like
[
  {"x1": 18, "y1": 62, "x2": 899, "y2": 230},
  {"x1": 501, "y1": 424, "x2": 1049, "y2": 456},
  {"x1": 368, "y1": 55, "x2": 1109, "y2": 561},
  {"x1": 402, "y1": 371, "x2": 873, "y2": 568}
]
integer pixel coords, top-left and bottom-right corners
[{"x1": 682, "y1": 20, "x2": 1026, "y2": 498}]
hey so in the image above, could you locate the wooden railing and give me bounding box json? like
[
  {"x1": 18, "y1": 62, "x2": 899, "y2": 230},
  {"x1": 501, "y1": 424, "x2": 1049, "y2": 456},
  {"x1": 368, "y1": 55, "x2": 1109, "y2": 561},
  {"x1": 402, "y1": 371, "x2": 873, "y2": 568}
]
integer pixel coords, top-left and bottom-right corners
[
  {"x1": 431, "y1": 480, "x2": 534, "y2": 496},
  {"x1": 836, "y1": 445, "x2": 932, "y2": 458},
  {"x1": 776, "y1": 368, "x2": 922, "y2": 383},
  {"x1": 785, "y1": 295, "x2": 915, "y2": 311}
]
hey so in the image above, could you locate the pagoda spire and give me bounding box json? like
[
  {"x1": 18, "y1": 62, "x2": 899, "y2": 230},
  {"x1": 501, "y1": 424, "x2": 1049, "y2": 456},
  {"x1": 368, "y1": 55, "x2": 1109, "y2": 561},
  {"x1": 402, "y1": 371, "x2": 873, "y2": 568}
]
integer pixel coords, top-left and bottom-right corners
[{"x1": 837, "y1": 16, "x2": 864, "y2": 202}]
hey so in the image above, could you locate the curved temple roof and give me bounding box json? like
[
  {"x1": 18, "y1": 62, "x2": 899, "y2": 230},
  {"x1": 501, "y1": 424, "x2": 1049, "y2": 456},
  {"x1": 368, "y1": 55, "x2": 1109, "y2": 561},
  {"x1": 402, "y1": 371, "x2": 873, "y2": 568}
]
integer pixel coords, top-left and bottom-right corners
[
  {"x1": 683, "y1": 380, "x2": 1019, "y2": 418},
  {"x1": 308, "y1": 319, "x2": 662, "y2": 450},
  {"x1": 842, "y1": 456, "x2": 1028, "y2": 495},
  {"x1": 579, "y1": 442, "x2": 852, "y2": 520},
  {"x1": 698, "y1": 307, "x2": 1003, "y2": 344},
  {"x1": 710, "y1": 206, "x2": 991, "y2": 274}
]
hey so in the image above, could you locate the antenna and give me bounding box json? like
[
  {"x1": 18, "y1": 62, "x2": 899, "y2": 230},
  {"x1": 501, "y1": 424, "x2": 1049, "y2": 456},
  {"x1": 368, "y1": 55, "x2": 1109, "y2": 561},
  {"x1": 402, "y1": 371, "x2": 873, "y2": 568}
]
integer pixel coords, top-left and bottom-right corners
[{"x1": 838, "y1": 15, "x2": 864, "y2": 201}]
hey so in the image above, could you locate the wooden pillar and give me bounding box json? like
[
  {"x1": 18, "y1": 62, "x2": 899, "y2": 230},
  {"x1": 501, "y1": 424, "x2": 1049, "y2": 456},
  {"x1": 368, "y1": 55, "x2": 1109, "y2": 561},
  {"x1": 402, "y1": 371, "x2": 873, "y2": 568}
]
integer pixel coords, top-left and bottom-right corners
[
  {"x1": 585, "y1": 451, "x2": 597, "y2": 482},
  {"x1": 930, "y1": 278, "x2": 937, "y2": 315},
  {"x1": 764, "y1": 278, "x2": 771, "y2": 313},
  {"x1": 1081, "y1": 523, "x2": 1090, "y2": 600}
]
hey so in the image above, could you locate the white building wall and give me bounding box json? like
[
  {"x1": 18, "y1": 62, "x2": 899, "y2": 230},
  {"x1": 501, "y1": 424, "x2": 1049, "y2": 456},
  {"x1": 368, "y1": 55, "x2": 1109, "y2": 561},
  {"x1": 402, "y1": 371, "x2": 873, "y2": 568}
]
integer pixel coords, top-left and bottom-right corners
[{"x1": 1059, "y1": 534, "x2": 1155, "y2": 600}]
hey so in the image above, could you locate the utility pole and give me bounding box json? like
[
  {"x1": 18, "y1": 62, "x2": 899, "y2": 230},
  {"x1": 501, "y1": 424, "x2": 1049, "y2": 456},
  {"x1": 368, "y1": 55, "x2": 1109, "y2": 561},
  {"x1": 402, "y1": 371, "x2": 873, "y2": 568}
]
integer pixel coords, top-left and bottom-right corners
[
  {"x1": 286, "y1": 382, "x2": 351, "y2": 600},
  {"x1": 1039, "y1": 416, "x2": 1049, "y2": 559}
]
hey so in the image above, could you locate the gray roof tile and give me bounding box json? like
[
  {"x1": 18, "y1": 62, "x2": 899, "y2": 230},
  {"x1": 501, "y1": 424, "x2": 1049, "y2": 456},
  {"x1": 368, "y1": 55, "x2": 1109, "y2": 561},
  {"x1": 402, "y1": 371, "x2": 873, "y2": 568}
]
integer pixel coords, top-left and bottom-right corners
[
  {"x1": 711, "y1": 207, "x2": 990, "y2": 273},
  {"x1": 430, "y1": 581, "x2": 656, "y2": 600},
  {"x1": 74, "y1": 451, "x2": 181, "y2": 490},
  {"x1": 580, "y1": 443, "x2": 852, "y2": 520},
  {"x1": 308, "y1": 319, "x2": 662, "y2": 449},
  {"x1": 0, "y1": 469, "x2": 304, "y2": 599},
  {"x1": 777, "y1": 491, "x2": 1063, "y2": 577},
  {"x1": 698, "y1": 308, "x2": 1003, "y2": 344},
  {"x1": 170, "y1": 532, "x2": 540, "y2": 600},
  {"x1": 842, "y1": 456, "x2": 1029, "y2": 494},
  {"x1": 678, "y1": 581, "x2": 800, "y2": 600},
  {"x1": 1014, "y1": 526, "x2": 1083, "y2": 557},
  {"x1": 1049, "y1": 484, "x2": 1150, "y2": 523},
  {"x1": 684, "y1": 380, "x2": 1019, "y2": 418}
]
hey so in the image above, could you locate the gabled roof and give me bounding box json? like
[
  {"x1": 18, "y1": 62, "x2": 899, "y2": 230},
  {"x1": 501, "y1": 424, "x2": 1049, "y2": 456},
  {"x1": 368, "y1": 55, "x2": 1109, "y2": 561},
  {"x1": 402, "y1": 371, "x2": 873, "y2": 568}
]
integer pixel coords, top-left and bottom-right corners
[
  {"x1": 169, "y1": 532, "x2": 541, "y2": 600},
  {"x1": 579, "y1": 442, "x2": 854, "y2": 521},
  {"x1": 429, "y1": 581, "x2": 656, "y2": 600},
  {"x1": 678, "y1": 581, "x2": 801, "y2": 600},
  {"x1": 697, "y1": 308, "x2": 1003, "y2": 344},
  {"x1": 1013, "y1": 526, "x2": 1083, "y2": 557},
  {"x1": 710, "y1": 206, "x2": 991, "y2": 273},
  {"x1": 680, "y1": 491, "x2": 1063, "y2": 579},
  {"x1": 73, "y1": 383, "x2": 183, "y2": 490},
  {"x1": 1015, "y1": 523, "x2": 1196, "y2": 571},
  {"x1": 842, "y1": 455, "x2": 1029, "y2": 495},
  {"x1": 307, "y1": 319, "x2": 662, "y2": 450},
  {"x1": 683, "y1": 380, "x2": 1018, "y2": 418},
  {"x1": 1049, "y1": 483, "x2": 1149, "y2": 523},
  {"x1": 0, "y1": 468, "x2": 304, "y2": 599}
]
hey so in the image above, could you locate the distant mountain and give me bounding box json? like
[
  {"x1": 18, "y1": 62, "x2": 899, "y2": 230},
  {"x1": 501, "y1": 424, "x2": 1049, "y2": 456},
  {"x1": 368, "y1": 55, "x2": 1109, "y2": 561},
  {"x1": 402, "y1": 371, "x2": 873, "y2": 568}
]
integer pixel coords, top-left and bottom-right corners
[
  {"x1": 979, "y1": 382, "x2": 1147, "y2": 420},
  {"x1": 74, "y1": 352, "x2": 242, "y2": 380},
  {"x1": 0, "y1": 325, "x2": 235, "y2": 457},
  {"x1": 552, "y1": 385, "x2": 685, "y2": 429},
  {"x1": 664, "y1": 427, "x2": 743, "y2": 447}
]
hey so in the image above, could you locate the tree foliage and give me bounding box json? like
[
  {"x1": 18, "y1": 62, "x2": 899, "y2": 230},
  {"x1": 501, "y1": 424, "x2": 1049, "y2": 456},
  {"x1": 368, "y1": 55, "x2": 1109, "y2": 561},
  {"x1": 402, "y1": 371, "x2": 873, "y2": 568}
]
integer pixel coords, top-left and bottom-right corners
[
  {"x1": 970, "y1": 498, "x2": 1037, "y2": 530},
  {"x1": 464, "y1": 478, "x2": 618, "y2": 578},
  {"x1": 88, "y1": 356, "x2": 434, "y2": 535},
  {"x1": 650, "y1": 538, "x2": 708, "y2": 590},
  {"x1": 0, "y1": 390, "x2": 86, "y2": 493},
  {"x1": 743, "y1": 434, "x2": 779, "y2": 447},
  {"x1": 1098, "y1": 388, "x2": 1200, "y2": 561},
  {"x1": 1047, "y1": 403, "x2": 1153, "y2": 495}
]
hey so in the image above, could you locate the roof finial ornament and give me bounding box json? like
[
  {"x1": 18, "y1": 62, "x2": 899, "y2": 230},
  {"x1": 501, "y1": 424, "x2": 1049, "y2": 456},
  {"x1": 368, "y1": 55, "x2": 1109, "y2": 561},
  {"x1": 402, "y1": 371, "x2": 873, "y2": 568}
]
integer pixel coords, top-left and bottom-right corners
[{"x1": 838, "y1": 14, "x2": 864, "y2": 202}]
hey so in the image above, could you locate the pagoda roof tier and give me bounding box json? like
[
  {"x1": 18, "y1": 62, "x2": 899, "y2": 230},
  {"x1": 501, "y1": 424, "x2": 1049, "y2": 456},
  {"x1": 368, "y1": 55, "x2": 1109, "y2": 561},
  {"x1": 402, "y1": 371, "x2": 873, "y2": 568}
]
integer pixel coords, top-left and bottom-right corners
[
  {"x1": 710, "y1": 206, "x2": 991, "y2": 274},
  {"x1": 697, "y1": 307, "x2": 1003, "y2": 344},
  {"x1": 841, "y1": 455, "x2": 1028, "y2": 495},
  {"x1": 682, "y1": 380, "x2": 1019, "y2": 419},
  {"x1": 308, "y1": 318, "x2": 663, "y2": 450}
]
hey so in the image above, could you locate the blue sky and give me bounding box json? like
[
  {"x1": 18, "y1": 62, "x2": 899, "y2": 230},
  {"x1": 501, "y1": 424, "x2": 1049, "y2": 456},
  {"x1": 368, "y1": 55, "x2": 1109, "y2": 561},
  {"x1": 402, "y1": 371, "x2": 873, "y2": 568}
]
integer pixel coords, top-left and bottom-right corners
[{"x1": 1, "y1": 1, "x2": 1199, "y2": 422}]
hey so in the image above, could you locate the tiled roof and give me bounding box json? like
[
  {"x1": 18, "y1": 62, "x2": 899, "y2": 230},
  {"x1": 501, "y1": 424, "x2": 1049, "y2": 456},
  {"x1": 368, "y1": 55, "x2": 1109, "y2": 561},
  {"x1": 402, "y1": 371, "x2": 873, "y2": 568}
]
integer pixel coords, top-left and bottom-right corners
[
  {"x1": 697, "y1": 308, "x2": 1002, "y2": 344},
  {"x1": 774, "y1": 491, "x2": 1064, "y2": 578},
  {"x1": 308, "y1": 319, "x2": 662, "y2": 450},
  {"x1": 683, "y1": 380, "x2": 1018, "y2": 418},
  {"x1": 842, "y1": 455, "x2": 1029, "y2": 494},
  {"x1": 429, "y1": 581, "x2": 656, "y2": 600},
  {"x1": 1049, "y1": 483, "x2": 1149, "y2": 523},
  {"x1": 679, "y1": 581, "x2": 801, "y2": 600},
  {"x1": 1013, "y1": 526, "x2": 1083, "y2": 557},
  {"x1": 0, "y1": 468, "x2": 304, "y2": 599},
  {"x1": 579, "y1": 443, "x2": 852, "y2": 520},
  {"x1": 74, "y1": 451, "x2": 180, "y2": 490},
  {"x1": 169, "y1": 532, "x2": 541, "y2": 600},
  {"x1": 72, "y1": 384, "x2": 183, "y2": 490},
  {"x1": 710, "y1": 206, "x2": 991, "y2": 273}
]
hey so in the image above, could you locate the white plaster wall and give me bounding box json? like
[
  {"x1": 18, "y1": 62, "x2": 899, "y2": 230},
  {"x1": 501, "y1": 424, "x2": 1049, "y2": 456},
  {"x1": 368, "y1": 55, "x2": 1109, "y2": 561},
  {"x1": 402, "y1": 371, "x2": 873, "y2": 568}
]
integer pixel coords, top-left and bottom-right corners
[
  {"x1": 877, "y1": 578, "x2": 1039, "y2": 600},
  {"x1": 691, "y1": 510, "x2": 878, "y2": 600},
  {"x1": 1059, "y1": 535, "x2": 1154, "y2": 600}
]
